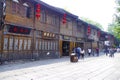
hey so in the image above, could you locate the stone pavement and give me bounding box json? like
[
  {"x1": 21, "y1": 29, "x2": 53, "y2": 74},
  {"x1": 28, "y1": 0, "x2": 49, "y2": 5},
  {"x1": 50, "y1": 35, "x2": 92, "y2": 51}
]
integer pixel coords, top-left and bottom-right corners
[{"x1": 0, "y1": 53, "x2": 120, "y2": 80}]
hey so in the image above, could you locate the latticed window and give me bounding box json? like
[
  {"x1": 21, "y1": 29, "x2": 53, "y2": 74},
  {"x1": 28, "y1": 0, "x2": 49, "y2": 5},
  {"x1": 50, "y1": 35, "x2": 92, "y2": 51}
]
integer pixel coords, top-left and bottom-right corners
[
  {"x1": 12, "y1": 0, "x2": 31, "y2": 18},
  {"x1": 23, "y1": 3, "x2": 31, "y2": 18},
  {"x1": 40, "y1": 11, "x2": 46, "y2": 23},
  {"x1": 52, "y1": 15, "x2": 56, "y2": 25},
  {"x1": 28, "y1": 39, "x2": 31, "y2": 50},
  {"x1": 12, "y1": 0, "x2": 19, "y2": 14}
]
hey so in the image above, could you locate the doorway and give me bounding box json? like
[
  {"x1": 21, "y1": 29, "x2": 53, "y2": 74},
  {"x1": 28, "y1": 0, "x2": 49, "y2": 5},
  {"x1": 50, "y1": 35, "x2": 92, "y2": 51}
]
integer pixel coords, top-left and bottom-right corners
[{"x1": 62, "y1": 41, "x2": 70, "y2": 56}]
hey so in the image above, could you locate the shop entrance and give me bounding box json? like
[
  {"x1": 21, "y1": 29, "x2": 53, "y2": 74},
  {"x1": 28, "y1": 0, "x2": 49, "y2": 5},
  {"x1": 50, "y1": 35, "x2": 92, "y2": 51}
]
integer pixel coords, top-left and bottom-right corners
[{"x1": 62, "y1": 41, "x2": 70, "y2": 56}]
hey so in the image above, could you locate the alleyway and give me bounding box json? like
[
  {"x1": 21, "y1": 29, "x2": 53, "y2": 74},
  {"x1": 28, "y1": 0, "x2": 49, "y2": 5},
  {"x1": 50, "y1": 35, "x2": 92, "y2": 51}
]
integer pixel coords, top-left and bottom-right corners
[{"x1": 0, "y1": 53, "x2": 120, "y2": 80}]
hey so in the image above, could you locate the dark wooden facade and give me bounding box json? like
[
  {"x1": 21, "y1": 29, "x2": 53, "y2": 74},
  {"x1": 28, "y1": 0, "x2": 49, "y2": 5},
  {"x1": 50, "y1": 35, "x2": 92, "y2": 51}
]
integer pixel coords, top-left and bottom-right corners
[
  {"x1": 0, "y1": 0, "x2": 116, "y2": 62},
  {"x1": 0, "y1": 0, "x2": 62, "y2": 61}
]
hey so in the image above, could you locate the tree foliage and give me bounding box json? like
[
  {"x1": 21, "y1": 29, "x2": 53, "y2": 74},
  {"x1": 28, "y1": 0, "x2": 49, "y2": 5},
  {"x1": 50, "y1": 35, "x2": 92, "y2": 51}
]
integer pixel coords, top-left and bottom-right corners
[{"x1": 108, "y1": 0, "x2": 120, "y2": 40}]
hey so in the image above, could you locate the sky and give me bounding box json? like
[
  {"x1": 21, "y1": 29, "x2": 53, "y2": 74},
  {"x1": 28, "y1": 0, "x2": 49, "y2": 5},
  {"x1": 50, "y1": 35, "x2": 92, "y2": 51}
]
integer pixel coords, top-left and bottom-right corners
[{"x1": 41, "y1": 0, "x2": 116, "y2": 31}]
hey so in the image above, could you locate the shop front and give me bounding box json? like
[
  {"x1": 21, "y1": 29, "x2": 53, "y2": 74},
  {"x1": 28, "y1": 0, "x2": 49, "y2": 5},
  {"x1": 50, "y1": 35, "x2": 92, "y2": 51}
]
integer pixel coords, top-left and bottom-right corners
[
  {"x1": 59, "y1": 35, "x2": 74, "y2": 56},
  {"x1": 36, "y1": 31, "x2": 59, "y2": 59},
  {"x1": 1, "y1": 24, "x2": 32, "y2": 61}
]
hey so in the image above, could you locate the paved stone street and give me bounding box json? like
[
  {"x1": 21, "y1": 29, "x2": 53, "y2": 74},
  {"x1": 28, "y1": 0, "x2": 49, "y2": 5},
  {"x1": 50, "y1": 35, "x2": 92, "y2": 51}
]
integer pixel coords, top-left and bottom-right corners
[{"x1": 0, "y1": 53, "x2": 120, "y2": 80}]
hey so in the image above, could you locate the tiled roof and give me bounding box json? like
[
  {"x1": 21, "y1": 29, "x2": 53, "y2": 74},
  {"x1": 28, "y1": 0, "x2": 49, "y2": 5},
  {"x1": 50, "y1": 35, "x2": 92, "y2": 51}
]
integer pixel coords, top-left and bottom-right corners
[{"x1": 34, "y1": 0, "x2": 78, "y2": 19}]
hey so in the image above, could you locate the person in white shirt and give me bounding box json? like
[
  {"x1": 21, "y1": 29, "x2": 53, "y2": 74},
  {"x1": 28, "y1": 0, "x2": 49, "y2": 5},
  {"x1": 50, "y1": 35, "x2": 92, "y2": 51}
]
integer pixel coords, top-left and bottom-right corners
[
  {"x1": 88, "y1": 48, "x2": 91, "y2": 56},
  {"x1": 81, "y1": 48, "x2": 85, "y2": 59}
]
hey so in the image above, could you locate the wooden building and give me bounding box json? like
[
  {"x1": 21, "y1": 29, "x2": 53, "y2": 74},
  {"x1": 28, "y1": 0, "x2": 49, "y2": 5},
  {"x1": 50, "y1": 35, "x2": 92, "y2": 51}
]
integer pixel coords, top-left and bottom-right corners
[
  {"x1": 85, "y1": 23, "x2": 101, "y2": 52},
  {"x1": 0, "y1": 0, "x2": 115, "y2": 62},
  {"x1": 58, "y1": 9, "x2": 78, "y2": 56},
  {"x1": 0, "y1": 0, "x2": 66, "y2": 61},
  {"x1": 1, "y1": 0, "x2": 35, "y2": 61},
  {"x1": 76, "y1": 19, "x2": 87, "y2": 50},
  {"x1": 33, "y1": 0, "x2": 62, "y2": 59}
]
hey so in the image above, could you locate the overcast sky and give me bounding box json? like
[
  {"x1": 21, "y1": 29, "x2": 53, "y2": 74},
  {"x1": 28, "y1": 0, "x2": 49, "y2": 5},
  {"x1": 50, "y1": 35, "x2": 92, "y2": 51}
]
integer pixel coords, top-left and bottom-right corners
[{"x1": 41, "y1": 0, "x2": 116, "y2": 31}]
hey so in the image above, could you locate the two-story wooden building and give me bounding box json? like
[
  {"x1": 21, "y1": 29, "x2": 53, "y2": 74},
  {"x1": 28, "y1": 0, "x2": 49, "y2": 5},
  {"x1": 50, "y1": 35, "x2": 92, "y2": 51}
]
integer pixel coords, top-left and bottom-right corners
[
  {"x1": 1, "y1": 0, "x2": 35, "y2": 61},
  {"x1": 76, "y1": 19, "x2": 87, "y2": 50},
  {"x1": 0, "y1": 0, "x2": 116, "y2": 62},
  {"x1": 58, "y1": 9, "x2": 78, "y2": 56},
  {"x1": 0, "y1": 0, "x2": 68, "y2": 61},
  {"x1": 85, "y1": 23, "x2": 101, "y2": 52}
]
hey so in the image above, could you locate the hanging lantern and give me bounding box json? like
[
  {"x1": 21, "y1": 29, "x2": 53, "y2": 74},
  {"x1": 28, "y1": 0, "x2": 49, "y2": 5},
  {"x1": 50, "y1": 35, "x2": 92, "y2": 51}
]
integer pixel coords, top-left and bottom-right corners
[
  {"x1": 87, "y1": 25, "x2": 91, "y2": 35},
  {"x1": 35, "y1": 4, "x2": 41, "y2": 20},
  {"x1": 97, "y1": 31, "x2": 100, "y2": 37},
  {"x1": 62, "y1": 13, "x2": 67, "y2": 24},
  {"x1": 36, "y1": 14, "x2": 40, "y2": 20}
]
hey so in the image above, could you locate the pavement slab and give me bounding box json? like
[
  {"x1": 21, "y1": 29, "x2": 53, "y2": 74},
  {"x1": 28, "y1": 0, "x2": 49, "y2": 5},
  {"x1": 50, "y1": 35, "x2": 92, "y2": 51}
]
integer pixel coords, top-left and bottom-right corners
[{"x1": 0, "y1": 53, "x2": 120, "y2": 80}]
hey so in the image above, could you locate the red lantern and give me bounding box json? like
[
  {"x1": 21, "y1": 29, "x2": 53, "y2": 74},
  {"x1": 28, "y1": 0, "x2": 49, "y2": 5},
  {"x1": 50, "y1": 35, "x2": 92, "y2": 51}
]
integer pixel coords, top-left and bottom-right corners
[
  {"x1": 87, "y1": 25, "x2": 91, "y2": 35},
  {"x1": 36, "y1": 14, "x2": 40, "y2": 19},
  {"x1": 97, "y1": 31, "x2": 100, "y2": 37},
  {"x1": 36, "y1": 4, "x2": 41, "y2": 20},
  {"x1": 62, "y1": 13, "x2": 67, "y2": 24},
  {"x1": 36, "y1": 4, "x2": 40, "y2": 9}
]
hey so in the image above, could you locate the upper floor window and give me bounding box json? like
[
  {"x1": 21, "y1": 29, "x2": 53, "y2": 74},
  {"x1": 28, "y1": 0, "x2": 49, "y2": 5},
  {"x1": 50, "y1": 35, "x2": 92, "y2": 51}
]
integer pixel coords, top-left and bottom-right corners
[
  {"x1": 40, "y1": 11, "x2": 46, "y2": 23},
  {"x1": 12, "y1": 0, "x2": 20, "y2": 14},
  {"x1": 22, "y1": 3, "x2": 31, "y2": 18},
  {"x1": 52, "y1": 15, "x2": 56, "y2": 25},
  {"x1": 12, "y1": 0, "x2": 31, "y2": 18}
]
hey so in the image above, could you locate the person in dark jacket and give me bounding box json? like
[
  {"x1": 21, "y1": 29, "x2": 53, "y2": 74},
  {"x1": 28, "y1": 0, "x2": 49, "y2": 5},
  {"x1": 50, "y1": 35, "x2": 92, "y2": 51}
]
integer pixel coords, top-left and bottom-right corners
[
  {"x1": 96, "y1": 48, "x2": 99, "y2": 56},
  {"x1": 76, "y1": 47, "x2": 81, "y2": 59},
  {"x1": 104, "y1": 48, "x2": 109, "y2": 56}
]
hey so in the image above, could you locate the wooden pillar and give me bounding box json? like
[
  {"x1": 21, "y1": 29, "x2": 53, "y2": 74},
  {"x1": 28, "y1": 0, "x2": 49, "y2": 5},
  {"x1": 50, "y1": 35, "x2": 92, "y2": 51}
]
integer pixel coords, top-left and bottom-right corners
[{"x1": 59, "y1": 40, "x2": 62, "y2": 57}]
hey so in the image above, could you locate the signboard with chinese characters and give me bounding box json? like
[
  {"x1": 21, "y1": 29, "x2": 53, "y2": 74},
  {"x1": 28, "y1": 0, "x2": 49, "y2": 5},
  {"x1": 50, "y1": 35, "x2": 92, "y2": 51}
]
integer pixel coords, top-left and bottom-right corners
[
  {"x1": 63, "y1": 36, "x2": 70, "y2": 40},
  {"x1": 8, "y1": 25, "x2": 31, "y2": 35},
  {"x1": 42, "y1": 32, "x2": 56, "y2": 38}
]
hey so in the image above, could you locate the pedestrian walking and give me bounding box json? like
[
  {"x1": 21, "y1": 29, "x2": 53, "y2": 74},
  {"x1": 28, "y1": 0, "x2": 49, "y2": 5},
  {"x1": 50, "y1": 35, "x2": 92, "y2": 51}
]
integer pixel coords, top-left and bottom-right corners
[
  {"x1": 73, "y1": 47, "x2": 78, "y2": 55},
  {"x1": 76, "y1": 47, "x2": 81, "y2": 59},
  {"x1": 81, "y1": 48, "x2": 85, "y2": 59},
  {"x1": 104, "y1": 47, "x2": 109, "y2": 56},
  {"x1": 96, "y1": 48, "x2": 99, "y2": 56},
  {"x1": 109, "y1": 47, "x2": 115, "y2": 57},
  {"x1": 92, "y1": 49, "x2": 95, "y2": 56},
  {"x1": 88, "y1": 48, "x2": 91, "y2": 56}
]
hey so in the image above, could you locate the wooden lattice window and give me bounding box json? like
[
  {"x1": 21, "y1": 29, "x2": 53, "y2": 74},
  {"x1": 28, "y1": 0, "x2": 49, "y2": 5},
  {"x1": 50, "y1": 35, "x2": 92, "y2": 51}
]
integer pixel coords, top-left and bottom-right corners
[
  {"x1": 12, "y1": 0, "x2": 19, "y2": 14},
  {"x1": 40, "y1": 11, "x2": 46, "y2": 23},
  {"x1": 23, "y1": 3, "x2": 31, "y2": 18}
]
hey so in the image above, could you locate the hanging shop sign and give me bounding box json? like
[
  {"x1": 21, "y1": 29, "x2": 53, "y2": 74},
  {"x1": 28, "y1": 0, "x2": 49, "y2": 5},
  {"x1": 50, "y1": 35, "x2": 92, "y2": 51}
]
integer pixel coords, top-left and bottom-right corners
[
  {"x1": 8, "y1": 25, "x2": 31, "y2": 35},
  {"x1": 76, "y1": 38, "x2": 82, "y2": 41},
  {"x1": 63, "y1": 36, "x2": 70, "y2": 40},
  {"x1": 43, "y1": 32, "x2": 56, "y2": 38}
]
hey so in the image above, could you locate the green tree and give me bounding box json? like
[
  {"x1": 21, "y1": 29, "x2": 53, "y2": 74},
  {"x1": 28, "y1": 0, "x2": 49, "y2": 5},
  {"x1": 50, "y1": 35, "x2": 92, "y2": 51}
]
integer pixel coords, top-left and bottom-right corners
[
  {"x1": 108, "y1": 0, "x2": 120, "y2": 40},
  {"x1": 80, "y1": 17, "x2": 103, "y2": 30}
]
